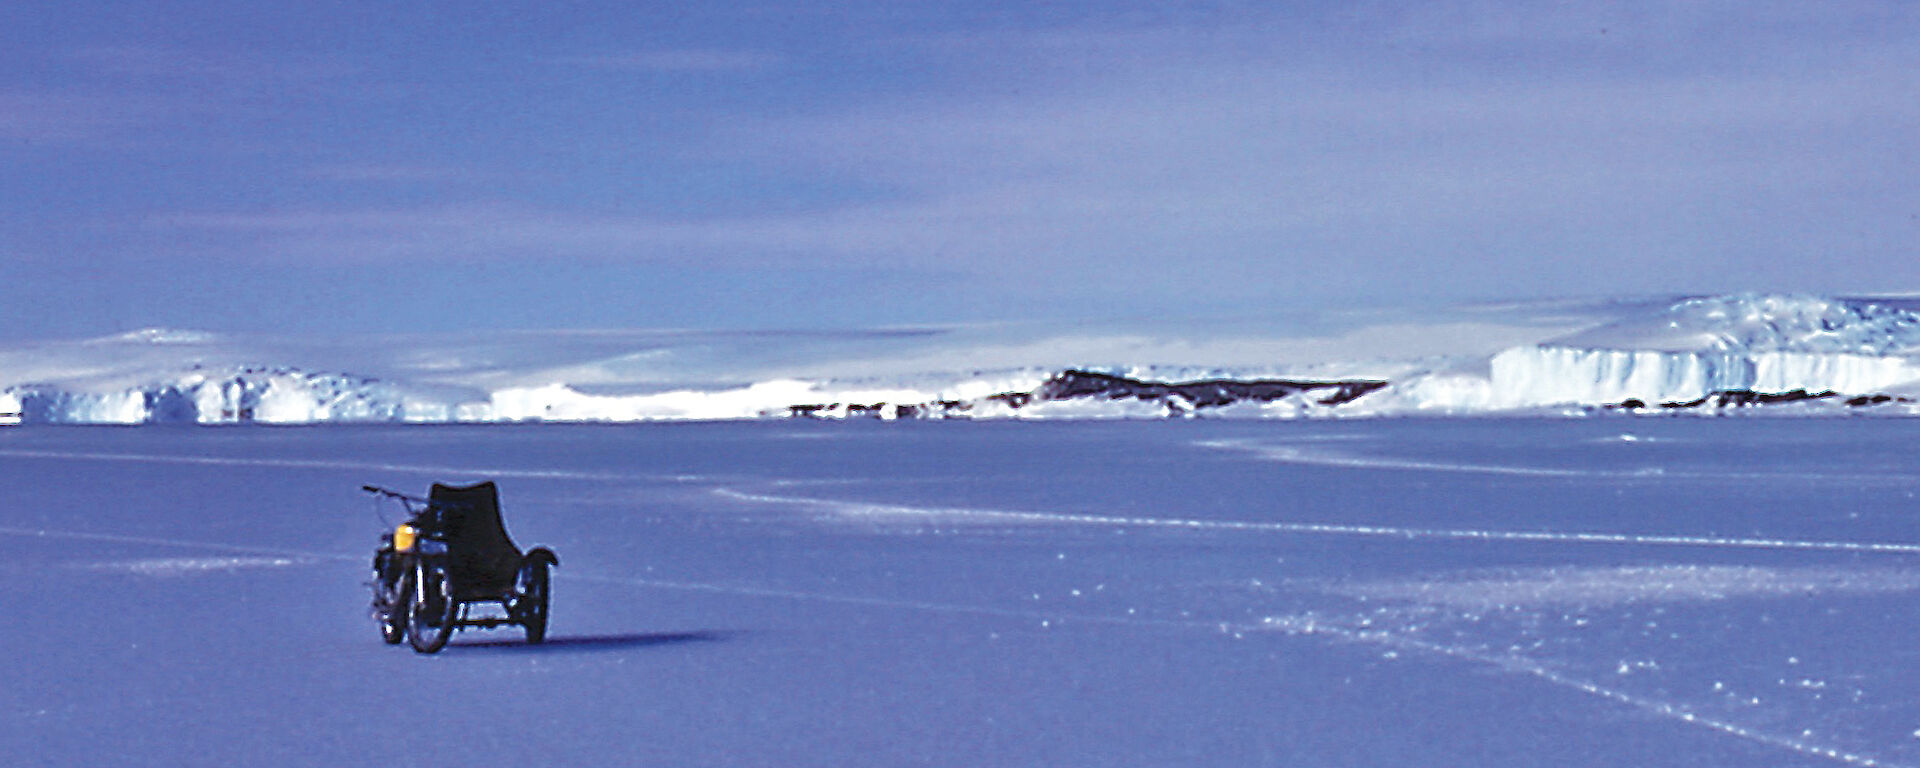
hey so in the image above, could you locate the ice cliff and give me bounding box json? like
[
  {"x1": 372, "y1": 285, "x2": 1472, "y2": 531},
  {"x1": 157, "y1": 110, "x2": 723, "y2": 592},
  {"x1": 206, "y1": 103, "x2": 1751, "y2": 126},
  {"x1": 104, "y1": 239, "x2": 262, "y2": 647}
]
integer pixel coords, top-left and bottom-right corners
[
  {"x1": 1483, "y1": 294, "x2": 1920, "y2": 409},
  {"x1": 4, "y1": 294, "x2": 1917, "y2": 424},
  {"x1": 3, "y1": 366, "x2": 483, "y2": 424}
]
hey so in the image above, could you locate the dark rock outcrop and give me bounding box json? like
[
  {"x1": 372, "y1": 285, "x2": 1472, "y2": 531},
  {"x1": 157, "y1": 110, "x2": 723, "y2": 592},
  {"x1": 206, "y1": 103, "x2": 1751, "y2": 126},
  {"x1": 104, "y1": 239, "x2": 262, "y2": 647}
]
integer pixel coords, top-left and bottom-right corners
[
  {"x1": 788, "y1": 369, "x2": 1389, "y2": 419},
  {"x1": 1605, "y1": 389, "x2": 1912, "y2": 411},
  {"x1": 1029, "y1": 369, "x2": 1387, "y2": 408}
]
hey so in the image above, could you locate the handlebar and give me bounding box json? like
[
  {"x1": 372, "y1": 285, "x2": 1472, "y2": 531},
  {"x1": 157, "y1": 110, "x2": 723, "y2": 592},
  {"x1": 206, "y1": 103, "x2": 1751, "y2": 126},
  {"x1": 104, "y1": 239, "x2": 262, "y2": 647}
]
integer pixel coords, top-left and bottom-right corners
[
  {"x1": 362, "y1": 484, "x2": 473, "y2": 529},
  {"x1": 363, "y1": 485, "x2": 426, "y2": 504}
]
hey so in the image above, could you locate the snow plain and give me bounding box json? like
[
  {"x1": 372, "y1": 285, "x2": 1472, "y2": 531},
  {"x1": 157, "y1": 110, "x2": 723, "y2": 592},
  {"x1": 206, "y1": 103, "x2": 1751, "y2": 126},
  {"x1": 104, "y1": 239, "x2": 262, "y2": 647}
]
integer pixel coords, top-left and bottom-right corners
[{"x1": 5, "y1": 418, "x2": 1919, "y2": 766}]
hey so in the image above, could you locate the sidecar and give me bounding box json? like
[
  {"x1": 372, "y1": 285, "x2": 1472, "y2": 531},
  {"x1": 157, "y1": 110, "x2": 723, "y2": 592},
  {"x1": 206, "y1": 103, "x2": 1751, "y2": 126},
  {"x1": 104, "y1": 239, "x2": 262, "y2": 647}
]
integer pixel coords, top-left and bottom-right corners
[{"x1": 368, "y1": 481, "x2": 559, "y2": 654}]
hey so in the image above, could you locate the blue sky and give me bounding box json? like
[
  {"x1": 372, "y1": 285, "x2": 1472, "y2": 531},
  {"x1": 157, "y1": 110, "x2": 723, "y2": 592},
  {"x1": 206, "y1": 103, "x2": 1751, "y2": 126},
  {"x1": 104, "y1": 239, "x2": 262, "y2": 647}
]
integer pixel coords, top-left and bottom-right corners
[{"x1": 4, "y1": 1, "x2": 1918, "y2": 338}]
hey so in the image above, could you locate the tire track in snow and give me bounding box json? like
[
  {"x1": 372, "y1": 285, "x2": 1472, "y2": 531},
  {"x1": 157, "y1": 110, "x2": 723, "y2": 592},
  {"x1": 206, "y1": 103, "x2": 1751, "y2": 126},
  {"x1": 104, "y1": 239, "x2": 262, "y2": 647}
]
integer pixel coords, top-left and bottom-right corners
[
  {"x1": 1197, "y1": 439, "x2": 1920, "y2": 485},
  {"x1": 567, "y1": 572, "x2": 1083, "y2": 621},
  {"x1": 80, "y1": 555, "x2": 324, "y2": 576},
  {"x1": 0, "y1": 525, "x2": 361, "y2": 562},
  {"x1": 1201, "y1": 439, "x2": 1637, "y2": 478},
  {"x1": 1255, "y1": 613, "x2": 1908, "y2": 768},
  {"x1": 714, "y1": 488, "x2": 1920, "y2": 555}
]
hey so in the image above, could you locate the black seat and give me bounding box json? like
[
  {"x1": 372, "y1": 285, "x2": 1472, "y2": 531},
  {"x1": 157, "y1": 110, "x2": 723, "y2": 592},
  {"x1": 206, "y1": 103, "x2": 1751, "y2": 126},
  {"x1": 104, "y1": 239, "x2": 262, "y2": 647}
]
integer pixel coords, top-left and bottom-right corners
[{"x1": 429, "y1": 481, "x2": 525, "y2": 594}]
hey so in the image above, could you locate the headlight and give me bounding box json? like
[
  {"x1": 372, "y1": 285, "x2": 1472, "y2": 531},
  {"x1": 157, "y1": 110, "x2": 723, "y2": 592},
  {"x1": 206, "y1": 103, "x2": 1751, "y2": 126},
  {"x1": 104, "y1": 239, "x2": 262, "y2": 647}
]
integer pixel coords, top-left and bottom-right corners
[{"x1": 393, "y1": 524, "x2": 417, "y2": 553}]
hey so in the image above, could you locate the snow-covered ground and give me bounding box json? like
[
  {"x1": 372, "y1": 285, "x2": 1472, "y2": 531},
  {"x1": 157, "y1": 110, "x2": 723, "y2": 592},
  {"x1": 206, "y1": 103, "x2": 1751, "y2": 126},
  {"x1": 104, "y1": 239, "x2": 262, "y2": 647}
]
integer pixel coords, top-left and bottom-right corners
[
  {"x1": 5, "y1": 419, "x2": 1919, "y2": 766},
  {"x1": 8, "y1": 294, "x2": 1920, "y2": 424}
]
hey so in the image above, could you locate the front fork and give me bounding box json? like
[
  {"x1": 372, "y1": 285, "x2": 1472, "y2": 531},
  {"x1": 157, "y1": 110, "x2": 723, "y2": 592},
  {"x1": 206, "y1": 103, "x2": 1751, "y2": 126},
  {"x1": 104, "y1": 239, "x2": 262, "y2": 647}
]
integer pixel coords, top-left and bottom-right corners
[{"x1": 370, "y1": 536, "x2": 404, "y2": 615}]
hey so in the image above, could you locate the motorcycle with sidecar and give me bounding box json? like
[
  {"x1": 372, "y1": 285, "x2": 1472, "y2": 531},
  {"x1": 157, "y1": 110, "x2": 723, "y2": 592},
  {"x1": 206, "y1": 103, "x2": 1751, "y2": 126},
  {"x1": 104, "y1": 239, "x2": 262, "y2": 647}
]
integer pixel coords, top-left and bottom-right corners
[{"x1": 366, "y1": 482, "x2": 558, "y2": 654}]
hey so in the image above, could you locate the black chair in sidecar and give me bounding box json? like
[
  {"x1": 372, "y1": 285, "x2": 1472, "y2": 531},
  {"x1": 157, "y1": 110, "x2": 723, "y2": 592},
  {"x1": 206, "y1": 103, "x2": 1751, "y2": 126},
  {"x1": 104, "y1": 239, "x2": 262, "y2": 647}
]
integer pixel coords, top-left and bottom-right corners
[{"x1": 367, "y1": 481, "x2": 559, "y2": 654}]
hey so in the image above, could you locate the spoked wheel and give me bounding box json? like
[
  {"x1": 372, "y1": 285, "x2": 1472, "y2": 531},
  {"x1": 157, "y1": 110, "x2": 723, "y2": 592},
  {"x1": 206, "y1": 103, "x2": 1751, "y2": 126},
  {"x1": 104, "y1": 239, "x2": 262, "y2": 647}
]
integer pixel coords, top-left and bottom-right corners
[
  {"x1": 516, "y1": 561, "x2": 550, "y2": 644},
  {"x1": 406, "y1": 560, "x2": 457, "y2": 654},
  {"x1": 375, "y1": 565, "x2": 407, "y2": 645}
]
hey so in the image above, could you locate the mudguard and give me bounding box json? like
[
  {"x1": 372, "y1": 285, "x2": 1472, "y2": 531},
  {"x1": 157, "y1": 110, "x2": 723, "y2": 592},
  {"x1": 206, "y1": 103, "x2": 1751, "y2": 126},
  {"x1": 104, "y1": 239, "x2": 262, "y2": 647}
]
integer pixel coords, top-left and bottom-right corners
[{"x1": 522, "y1": 547, "x2": 560, "y2": 569}]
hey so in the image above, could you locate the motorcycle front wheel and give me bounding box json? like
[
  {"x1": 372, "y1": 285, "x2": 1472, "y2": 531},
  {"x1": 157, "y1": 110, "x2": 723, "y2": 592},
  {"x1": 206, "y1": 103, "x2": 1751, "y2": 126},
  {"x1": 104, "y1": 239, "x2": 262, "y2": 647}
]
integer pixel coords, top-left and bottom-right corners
[{"x1": 406, "y1": 559, "x2": 457, "y2": 654}]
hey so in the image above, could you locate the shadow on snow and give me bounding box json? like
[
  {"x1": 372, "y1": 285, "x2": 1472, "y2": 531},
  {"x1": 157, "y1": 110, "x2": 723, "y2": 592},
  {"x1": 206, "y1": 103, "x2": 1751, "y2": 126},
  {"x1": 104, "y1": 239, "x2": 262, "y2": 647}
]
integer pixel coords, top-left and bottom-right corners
[{"x1": 449, "y1": 631, "x2": 735, "y2": 654}]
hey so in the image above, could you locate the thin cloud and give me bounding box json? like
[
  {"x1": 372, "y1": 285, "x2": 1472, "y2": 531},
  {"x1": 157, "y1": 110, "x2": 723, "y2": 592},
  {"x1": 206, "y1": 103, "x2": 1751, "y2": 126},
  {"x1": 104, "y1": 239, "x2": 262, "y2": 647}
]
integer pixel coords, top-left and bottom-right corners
[
  {"x1": 40, "y1": 1, "x2": 1920, "y2": 331},
  {"x1": 2, "y1": 45, "x2": 364, "y2": 146},
  {"x1": 64, "y1": 45, "x2": 361, "y2": 83},
  {"x1": 675, "y1": 12, "x2": 1920, "y2": 300},
  {"x1": 302, "y1": 163, "x2": 486, "y2": 185},
  {"x1": 0, "y1": 91, "x2": 154, "y2": 142},
  {"x1": 148, "y1": 21, "x2": 1920, "y2": 304},
  {"x1": 554, "y1": 49, "x2": 782, "y2": 73},
  {"x1": 150, "y1": 204, "x2": 906, "y2": 265}
]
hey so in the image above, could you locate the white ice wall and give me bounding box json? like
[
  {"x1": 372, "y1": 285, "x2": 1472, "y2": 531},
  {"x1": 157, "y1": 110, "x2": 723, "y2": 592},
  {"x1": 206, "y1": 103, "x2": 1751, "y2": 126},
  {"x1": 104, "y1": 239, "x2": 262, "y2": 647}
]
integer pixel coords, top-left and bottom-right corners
[
  {"x1": 0, "y1": 390, "x2": 22, "y2": 425},
  {"x1": 6, "y1": 369, "x2": 436, "y2": 424},
  {"x1": 17, "y1": 390, "x2": 150, "y2": 424},
  {"x1": 1489, "y1": 346, "x2": 1920, "y2": 408}
]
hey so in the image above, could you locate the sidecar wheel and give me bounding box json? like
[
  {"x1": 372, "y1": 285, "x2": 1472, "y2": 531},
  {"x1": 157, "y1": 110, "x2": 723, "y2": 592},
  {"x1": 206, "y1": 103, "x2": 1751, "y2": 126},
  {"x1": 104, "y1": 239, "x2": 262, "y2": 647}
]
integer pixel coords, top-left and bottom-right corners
[{"x1": 519, "y1": 561, "x2": 550, "y2": 645}]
